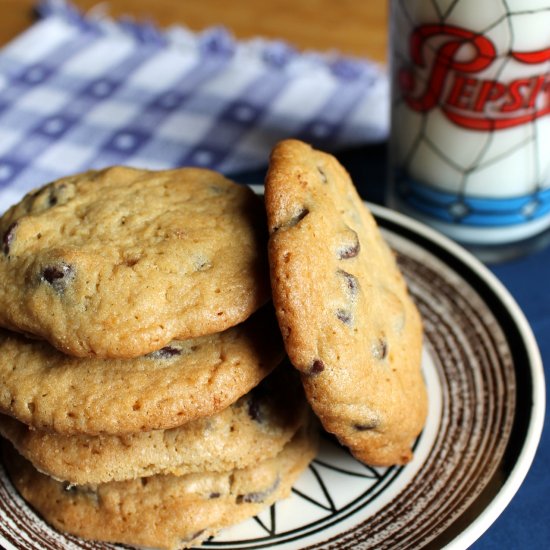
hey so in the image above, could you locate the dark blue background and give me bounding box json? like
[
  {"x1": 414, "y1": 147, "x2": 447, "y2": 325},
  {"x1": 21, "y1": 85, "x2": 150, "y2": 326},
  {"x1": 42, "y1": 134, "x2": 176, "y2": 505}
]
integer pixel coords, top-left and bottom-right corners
[
  {"x1": 479, "y1": 251, "x2": 549, "y2": 549},
  {"x1": 232, "y1": 142, "x2": 549, "y2": 548}
]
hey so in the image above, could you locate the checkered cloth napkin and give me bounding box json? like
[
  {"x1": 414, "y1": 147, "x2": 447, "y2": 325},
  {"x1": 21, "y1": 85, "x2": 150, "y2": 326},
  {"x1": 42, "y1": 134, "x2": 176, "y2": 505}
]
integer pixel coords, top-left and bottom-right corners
[{"x1": 0, "y1": 0, "x2": 388, "y2": 211}]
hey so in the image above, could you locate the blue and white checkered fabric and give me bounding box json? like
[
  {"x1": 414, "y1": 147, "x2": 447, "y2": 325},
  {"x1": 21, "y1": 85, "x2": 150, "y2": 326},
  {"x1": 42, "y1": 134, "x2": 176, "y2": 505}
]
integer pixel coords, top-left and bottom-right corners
[{"x1": 0, "y1": 0, "x2": 388, "y2": 212}]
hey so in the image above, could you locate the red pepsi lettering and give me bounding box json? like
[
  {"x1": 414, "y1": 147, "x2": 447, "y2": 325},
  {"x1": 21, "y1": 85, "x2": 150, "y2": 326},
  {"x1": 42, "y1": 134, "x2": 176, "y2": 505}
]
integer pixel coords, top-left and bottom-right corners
[{"x1": 401, "y1": 23, "x2": 550, "y2": 130}]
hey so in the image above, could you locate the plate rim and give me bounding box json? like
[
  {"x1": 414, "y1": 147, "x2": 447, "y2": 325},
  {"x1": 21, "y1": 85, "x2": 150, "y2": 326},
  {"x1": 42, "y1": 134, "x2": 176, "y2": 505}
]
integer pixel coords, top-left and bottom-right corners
[{"x1": 368, "y1": 201, "x2": 545, "y2": 549}]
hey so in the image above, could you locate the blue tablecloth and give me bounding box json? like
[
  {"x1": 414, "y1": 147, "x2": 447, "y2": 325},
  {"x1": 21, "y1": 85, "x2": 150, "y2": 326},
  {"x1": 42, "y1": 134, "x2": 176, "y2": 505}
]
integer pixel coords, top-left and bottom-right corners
[{"x1": 478, "y1": 253, "x2": 549, "y2": 549}]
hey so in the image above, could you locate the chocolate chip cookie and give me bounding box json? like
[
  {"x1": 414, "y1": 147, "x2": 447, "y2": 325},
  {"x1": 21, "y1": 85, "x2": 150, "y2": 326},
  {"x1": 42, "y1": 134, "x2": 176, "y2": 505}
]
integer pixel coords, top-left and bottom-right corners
[
  {"x1": 4, "y1": 424, "x2": 318, "y2": 549},
  {"x1": 265, "y1": 139, "x2": 427, "y2": 466},
  {"x1": 0, "y1": 306, "x2": 283, "y2": 435},
  {"x1": 0, "y1": 166, "x2": 269, "y2": 358},
  {"x1": 0, "y1": 366, "x2": 308, "y2": 484}
]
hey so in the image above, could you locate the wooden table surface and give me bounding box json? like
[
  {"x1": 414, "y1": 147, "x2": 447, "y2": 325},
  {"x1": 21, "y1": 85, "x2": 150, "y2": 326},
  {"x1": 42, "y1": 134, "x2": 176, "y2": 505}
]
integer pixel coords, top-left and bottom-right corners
[{"x1": 0, "y1": 0, "x2": 387, "y2": 62}]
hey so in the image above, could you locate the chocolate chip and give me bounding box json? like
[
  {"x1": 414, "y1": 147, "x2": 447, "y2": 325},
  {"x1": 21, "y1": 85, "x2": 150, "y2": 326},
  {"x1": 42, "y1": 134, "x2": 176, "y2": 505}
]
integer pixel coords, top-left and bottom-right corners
[
  {"x1": 2, "y1": 222, "x2": 17, "y2": 255},
  {"x1": 372, "y1": 338, "x2": 388, "y2": 360},
  {"x1": 208, "y1": 184, "x2": 224, "y2": 195},
  {"x1": 192, "y1": 255, "x2": 211, "y2": 272},
  {"x1": 290, "y1": 207, "x2": 309, "y2": 225},
  {"x1": 353, "y1": 420, "x2": 380, "y2": 431},
  {"x1": 273, "y1": 207, "x2": 309, "y2": 232},
  {"x1": 62, "y1": 482, "x2": 77, "y2": 493},
  {"x1": 317, "y1": 166, "x2": 328, "y2": 183},
  {"x1": 179, "y1": 529, "x2": 206, "y2": 544},
  {"x1": 337, "y1": 229, "x2": 360, "y2": 259},
  {"x1": 43, "y1": 267, "x2": 64, "y2": 282},
  {"x1": 338, "y1": 243, "x2": 360, "y2": 260},
  {"x1": 338, "y1": 269, "x2": 359, "y2": 298},
  {"x1": 247, "y1": 381, "x2": 269, "y2": 423},
  {"x1": 336, "y1": 309, "x2": 352, "y2": 325},
  {"x1": 46, "y1": 183, "x2": 69, "y2": 208},
  {"x1": 209, "y1": 492, "x2": 221, "y2": 499},
  {"x1": 30, "y1": 182, "x2": 73, "y2": 213},
  {"x1": 247, "y1": 396, "x2": 262, "y2": 423},
  {"x1": 41, "y1": 263, "x2": 75, "y2": 293},
  {"x1": 236, "y1": 476, "x2": 280, "y2": 504},
  {"x1": 236, "y1": 492, "x2": 261, "y2": 504},
  {"x1": 48, "y1": 192, "x2": 58, "y2": 207},
  {"x1": 309, "y1": 359, "x2": 325, "y2": 375},
  {"x1": 147, "y1": 346, "x2": 181, "y2": 359}
]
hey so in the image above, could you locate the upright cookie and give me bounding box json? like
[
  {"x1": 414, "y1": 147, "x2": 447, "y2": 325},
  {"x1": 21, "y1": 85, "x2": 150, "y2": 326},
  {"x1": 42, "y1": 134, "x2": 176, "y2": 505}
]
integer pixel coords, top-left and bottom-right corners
[
  {"x1": 0, "y1": 366, "x2": 308, "y2": 484},
  {"x1": 265, "y1": 139, "x2": 427, "y2": 466},
  {"x1": 0, "y1": 306, "x2": 283, "y2": 435},
  {"x1": 0, "y1": 166, "x2": 269, "y2": 358},
  {"x1": 4, "y1": 424, "x2": 318, "y2": 550}
]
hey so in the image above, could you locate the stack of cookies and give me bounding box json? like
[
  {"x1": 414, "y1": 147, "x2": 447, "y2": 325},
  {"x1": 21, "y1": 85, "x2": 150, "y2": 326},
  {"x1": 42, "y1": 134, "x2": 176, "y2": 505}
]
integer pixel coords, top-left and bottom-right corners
[
  {"x1": 0, "y1": 166, "x2": 317, "y2": 549},
  {"x1": 0, "y1": 140, "x2": 428, "y2": 549}
]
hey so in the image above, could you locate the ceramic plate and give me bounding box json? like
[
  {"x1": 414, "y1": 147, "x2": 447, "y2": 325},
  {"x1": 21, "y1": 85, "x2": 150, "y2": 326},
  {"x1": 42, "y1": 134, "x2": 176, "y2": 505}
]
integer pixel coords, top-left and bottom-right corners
[{"x1": 0, "y1": 204, "x2": 544, "y2": 550}]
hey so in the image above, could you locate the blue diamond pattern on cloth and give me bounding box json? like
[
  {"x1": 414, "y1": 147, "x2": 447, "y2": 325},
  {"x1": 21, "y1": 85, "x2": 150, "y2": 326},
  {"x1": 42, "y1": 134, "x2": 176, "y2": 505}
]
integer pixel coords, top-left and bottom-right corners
[
  {"x1": 35, "y1": 115, "x2": 76, "y2": 138},
  {"x1": 17, "y1": 64, "x2": 53, "y2": 85},
  {"x1": 82, "y1": 78, "x2": 120, "y2": 99},
  {"x1": 0, "y1": 0, "x2": 388, "y2": 211},
  {"x1": 0, "y1": 159, "x2": 26, "y2": 189},
  {"x1": 103, "y1": 129, "x2": 151, "y2": 155},
  {"x1": 222, "y1": 101, "x2": 261, "y2": 124},
  {"x1": 181, "y1": 146, "x2": 226, "y2": 168},
  {"x1": 150, "y1": 91, "x2": 188, "y2": 111}
]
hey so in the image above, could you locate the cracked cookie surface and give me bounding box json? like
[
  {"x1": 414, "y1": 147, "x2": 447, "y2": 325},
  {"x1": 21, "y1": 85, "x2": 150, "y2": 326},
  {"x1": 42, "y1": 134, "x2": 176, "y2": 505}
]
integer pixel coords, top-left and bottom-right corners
[
  {"x1": 0, "y1": 166, "x2": 270, "y2": 358},
  {"x1": 265, "y1": 139, "x2": 427, "y2": 466}
]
